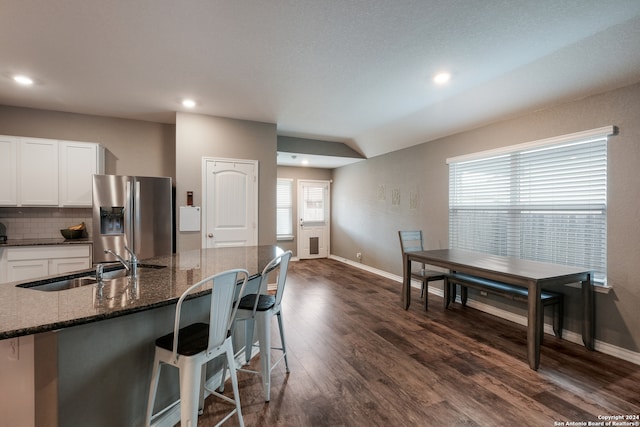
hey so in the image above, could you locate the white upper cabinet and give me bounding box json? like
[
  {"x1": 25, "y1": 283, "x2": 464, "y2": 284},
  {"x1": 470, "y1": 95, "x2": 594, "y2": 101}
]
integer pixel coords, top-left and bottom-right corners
[
  {"x1": 59, "y1": 141, "x2": 105, "y2": 206},
  {"x1": 0, "y1": 136, "x2": 18, "y2": 205},
  {"x1": 0, "y1": 135, "x2": 104, "y2": 208},
  {"x1": 19, "y1": 137, "x2": 59, "y2": 206}
]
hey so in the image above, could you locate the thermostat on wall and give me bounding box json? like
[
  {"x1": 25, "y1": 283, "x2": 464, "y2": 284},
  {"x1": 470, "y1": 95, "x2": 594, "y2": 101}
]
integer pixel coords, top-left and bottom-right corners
[{"x1": 179, "y1": 206, "x2": 201, "y2": 232}]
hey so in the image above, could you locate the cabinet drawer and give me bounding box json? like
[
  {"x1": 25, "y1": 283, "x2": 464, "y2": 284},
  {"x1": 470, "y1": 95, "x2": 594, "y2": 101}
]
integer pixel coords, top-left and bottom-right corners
[
  {"x1": 51, "y1": 257, "x2": 92, "y2": 274},
  {"x1": 6, "y1": 245, "x2": 91, "y2": 261},
  {"x1": 7, "y1": 259, "x2": 49, "y2": 283}
]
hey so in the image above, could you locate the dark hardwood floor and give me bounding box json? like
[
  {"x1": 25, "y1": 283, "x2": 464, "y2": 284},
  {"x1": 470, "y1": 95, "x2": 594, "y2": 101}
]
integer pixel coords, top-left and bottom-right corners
[{"x1": 196, "y1": 258, "x2": 640, "y2": 426}]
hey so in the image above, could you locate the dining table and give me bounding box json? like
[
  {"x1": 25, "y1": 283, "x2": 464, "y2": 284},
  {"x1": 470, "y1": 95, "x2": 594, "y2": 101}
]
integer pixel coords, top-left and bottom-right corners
[{"x1": 402, "y1": 248, "x2": 594, "y2": 370}]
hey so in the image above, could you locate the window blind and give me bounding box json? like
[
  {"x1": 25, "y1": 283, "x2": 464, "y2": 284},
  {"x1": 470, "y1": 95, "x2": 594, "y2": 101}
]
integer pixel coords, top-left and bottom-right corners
[
  {"x1": 276, "y1": 179, "x2": 293, "y2": 237},
  {"x1": 448, "y1": 128, "x2": 613, "y2": 283}
]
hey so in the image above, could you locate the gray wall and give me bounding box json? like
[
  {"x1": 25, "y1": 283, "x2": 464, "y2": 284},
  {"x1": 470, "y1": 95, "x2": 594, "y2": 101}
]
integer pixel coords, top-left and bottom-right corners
[
  {"x1": 331, "y1": 81, "x2": 640, "y2": 353},
  {"x1": 175, "y1": 112, "x2": 277, "y2": 251},
  {"x1": 0, "y1": 105, "x2": 176, "y2": 246},
  {"x1": 4, "y1": 80, "x2": 639, "y2": 354},
  {"x1": 0, "y1": 106, "x2": 279, "y2": 254},
  {"x1": 277, "y1": 166, "x2": 333, "y2": 256},
  {"x1": 0, "y1": 105, "x2": 175, "y2": 178}
]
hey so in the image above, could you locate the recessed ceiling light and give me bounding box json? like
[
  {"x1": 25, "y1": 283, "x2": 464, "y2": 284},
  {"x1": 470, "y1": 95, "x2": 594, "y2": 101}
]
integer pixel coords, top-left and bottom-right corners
[
  {"x1": 13, "y1": 75, "x2": 34, "y2": 86},
  {"x1": 433, "y1": 72, "x2": 451, "y2": 85},
  {"x1": 182, "y1": 99, "x2": 196, "y2": 108},
  {"x1": 301, "y1": 159, "x2": 309, "y2": 166}
]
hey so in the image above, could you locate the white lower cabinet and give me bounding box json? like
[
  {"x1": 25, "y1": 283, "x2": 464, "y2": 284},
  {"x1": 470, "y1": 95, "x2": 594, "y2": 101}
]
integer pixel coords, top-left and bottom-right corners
[
  {"x1": 0, "y1": 244, "x2": 92, "y2": 284},
  {"x1": 6, "y1": 259, "x2": 49, "y2": 283}
]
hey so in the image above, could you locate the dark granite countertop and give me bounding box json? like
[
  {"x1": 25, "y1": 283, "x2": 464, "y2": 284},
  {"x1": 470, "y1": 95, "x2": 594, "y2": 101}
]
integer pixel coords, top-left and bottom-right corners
[
  {"x1": 0, "y1": 245, "x2": 283, "y2": 339},
  {"x1": 0, "y1": 238, "x2": 93, "y2": 247}
]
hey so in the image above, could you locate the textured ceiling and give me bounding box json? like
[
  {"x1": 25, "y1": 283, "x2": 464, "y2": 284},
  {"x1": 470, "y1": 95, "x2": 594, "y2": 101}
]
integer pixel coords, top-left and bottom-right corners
[{"x1": 1, "y1": 0, "x2": 640, "y2": 160}]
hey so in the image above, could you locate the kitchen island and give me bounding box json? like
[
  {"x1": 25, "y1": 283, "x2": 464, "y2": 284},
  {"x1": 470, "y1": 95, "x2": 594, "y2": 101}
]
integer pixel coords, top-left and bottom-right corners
[{"x1": 0, "y1": 245, "x2": 283, "y2": 427}]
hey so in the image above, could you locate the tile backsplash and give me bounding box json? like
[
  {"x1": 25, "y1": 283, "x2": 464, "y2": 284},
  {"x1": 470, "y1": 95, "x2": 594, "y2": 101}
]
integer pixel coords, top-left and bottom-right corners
[{"x1": 0, "y1": 207, "x2": 93, "y2": 240}]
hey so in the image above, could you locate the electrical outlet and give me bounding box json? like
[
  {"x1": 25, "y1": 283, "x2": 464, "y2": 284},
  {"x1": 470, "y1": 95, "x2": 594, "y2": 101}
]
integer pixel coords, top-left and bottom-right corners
[
  {"x1": 480, "y1": 290, "x2": 488, "y2": 297},
  {"x1": 8, "y1": 337, "x2": 19, "y2": 361},
  {"x1": 356, "y1": 252, "x2": 362, "y2": 260}
]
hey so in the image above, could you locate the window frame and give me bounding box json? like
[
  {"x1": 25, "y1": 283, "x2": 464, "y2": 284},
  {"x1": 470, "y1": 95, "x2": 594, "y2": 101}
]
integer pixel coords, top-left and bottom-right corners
[
  {"x1": 276, "y1": 178, "x2": 294, "y2": 241},
  {"x1": 447, "y1": 126, "x2": 615, "y2": 286}
]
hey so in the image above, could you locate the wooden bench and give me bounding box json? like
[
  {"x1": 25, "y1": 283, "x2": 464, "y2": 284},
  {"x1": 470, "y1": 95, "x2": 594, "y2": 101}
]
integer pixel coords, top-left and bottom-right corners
[{"x1": 445, "y1": 272, "x2": 564, "y2": 339}]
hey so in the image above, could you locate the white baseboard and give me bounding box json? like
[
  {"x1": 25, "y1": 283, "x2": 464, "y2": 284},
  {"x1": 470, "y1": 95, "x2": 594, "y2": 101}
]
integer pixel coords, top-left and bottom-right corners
[
  {"x1": 328, "y1": 254, "x2": 401, "y2": 281},
  {"x1": 329, "y1": 254, "x2": 640, "y2": 367}
]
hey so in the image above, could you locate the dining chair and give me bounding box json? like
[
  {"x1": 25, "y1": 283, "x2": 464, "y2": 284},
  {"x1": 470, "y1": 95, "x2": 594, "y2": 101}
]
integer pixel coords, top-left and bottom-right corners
[
  {"x1": 234, "y1": 250, "x2": 293, "y2": 402},
  {"x1": 398, "y1": 230, "x2": 446, "y2": 310},
  {"x1": 145, "y1": 269, "x2": 249, "y2": 427}
]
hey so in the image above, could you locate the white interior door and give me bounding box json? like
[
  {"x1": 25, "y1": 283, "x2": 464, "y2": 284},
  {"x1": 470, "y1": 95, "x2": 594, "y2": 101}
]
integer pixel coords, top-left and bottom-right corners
[
  {"x1": 297, "y1": 180, "x2": 330, "y2": 259},
  {"x1": 203, "y1": 158, "x2": 258, "y2": 248}
]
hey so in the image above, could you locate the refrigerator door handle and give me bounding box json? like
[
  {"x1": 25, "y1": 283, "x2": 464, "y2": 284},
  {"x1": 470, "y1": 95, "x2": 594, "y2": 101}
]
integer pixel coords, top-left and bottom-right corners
[
  {"x1": 125, "y1": 179, "x2": 133, "y2": 250},
  {"x1": 134, "y1": 179, "x2": 141, "y2": 254}
]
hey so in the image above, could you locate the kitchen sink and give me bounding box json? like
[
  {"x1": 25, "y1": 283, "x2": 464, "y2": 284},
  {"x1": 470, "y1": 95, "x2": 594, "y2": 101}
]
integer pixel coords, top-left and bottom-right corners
[
  {"x1": 26, "y1": 277, "x2": 98, "y2": 292},
  {"x1": 16, "y1": 263, "x2": 166, "y2": 292}
]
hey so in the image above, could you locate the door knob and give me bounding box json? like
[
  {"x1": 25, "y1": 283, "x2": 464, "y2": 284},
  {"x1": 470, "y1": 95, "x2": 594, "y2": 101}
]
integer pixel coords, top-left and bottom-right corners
[{"x1": 208, "y1": 233, "x2": 214, "y2": 238}]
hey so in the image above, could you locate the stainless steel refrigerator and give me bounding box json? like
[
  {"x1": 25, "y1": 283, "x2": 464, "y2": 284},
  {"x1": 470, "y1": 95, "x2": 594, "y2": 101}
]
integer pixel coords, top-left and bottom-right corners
[{"x1": 92, "y1": 175, "x2": 173, "y2": 264}]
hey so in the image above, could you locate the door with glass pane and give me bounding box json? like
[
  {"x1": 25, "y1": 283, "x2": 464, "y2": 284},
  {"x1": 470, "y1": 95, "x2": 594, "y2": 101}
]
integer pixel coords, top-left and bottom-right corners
[{"x1": 297, "y1": 180, "x2": 330, "y2": 259}]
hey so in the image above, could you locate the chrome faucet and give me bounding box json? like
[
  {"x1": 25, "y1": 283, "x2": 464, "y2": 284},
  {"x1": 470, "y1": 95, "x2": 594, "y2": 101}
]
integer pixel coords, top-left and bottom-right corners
[
  {"x1": 124, "y1": 245, "x2": 138, "y2": 277},
  {"x1": 104, "y1": 245, "x2": 138, "y2": 277},
  {"x1": 95, "y1": 263, "x2": 104, "y2": 282}
]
